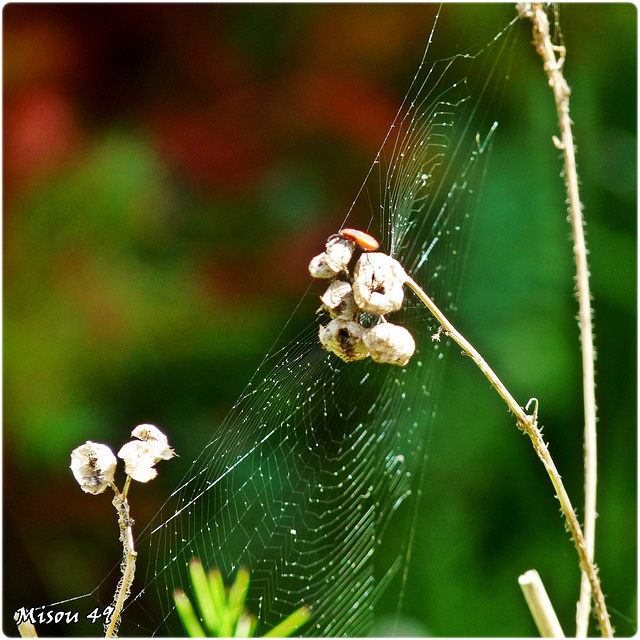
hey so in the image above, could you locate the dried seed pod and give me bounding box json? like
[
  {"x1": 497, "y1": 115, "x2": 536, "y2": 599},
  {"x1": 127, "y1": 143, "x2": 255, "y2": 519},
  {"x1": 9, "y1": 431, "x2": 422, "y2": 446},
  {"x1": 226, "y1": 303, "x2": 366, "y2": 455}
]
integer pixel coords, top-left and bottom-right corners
[
  {"x1": 319, "y1": 319, "x2": 369, "y2": 362},
  {"x1": 325, "y1": 235, "x2": 355, "y2": 270},
  {"x1": 363, "y1": 322, "x2": 416, "y2": 366},
  {"x1": 118, "y1": 424, "x2": 176, "y2": 483},
  {"x1": 130, "y1": 424, "x2": 176, "y2": 461},
  {"x1": 309, "y1": 253, "x2": 337, "y2": 279},
  {"x1": 309, "y1": 236, "x2": 355, "y2": 278},
  {"x1": 320, "y1": 280, "x2": 358, "y2": 319},
  {"x1": 70, "y1": 441, "x2": 117, "y2": 495},
  {"x1": 118, "y1": 440, "x2": 161, "y2": 483},
  {"x1": 352, "y1": 252, "x2": 407, "y2": 315}
]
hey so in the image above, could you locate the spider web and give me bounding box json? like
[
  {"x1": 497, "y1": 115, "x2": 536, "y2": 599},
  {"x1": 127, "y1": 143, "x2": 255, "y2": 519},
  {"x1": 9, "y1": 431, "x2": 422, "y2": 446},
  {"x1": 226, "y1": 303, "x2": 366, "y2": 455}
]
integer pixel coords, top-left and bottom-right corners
[{"x1": 118, "y1": 8, "x2": 520, "y2": 637}]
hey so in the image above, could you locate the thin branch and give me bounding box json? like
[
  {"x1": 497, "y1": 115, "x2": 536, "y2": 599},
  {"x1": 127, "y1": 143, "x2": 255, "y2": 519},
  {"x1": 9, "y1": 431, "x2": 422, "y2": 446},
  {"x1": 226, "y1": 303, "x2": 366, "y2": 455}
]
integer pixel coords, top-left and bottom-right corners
[
  {"x1": 517, "y1": 4, "x2": 599, "y2": 636},
  {"x1": 105, "y1": 477, "x2": 137, "y2": 638},
  {"x1": 16, "y1": 621, "x2": 38, "y2": 638},
  {"x1": 519, "y1": 569, "x2": 565, "y2": 638},
  {"x1": 404, "y1": 274, "x2": 612, "y2": 638}
]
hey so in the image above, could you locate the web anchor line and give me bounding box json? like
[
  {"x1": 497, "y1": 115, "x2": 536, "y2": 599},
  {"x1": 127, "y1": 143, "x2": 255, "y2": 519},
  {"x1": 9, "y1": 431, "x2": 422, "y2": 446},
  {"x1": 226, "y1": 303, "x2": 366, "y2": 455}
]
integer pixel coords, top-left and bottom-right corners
[{"x1": 130, "y1": 9, "x2": 522, "y2": 636}]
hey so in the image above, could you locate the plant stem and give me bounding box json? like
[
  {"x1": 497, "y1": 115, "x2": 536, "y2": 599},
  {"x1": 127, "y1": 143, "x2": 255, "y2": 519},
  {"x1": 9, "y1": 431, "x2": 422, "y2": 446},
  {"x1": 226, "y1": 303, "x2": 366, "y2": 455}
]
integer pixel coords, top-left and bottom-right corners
[
  {"x1": 105, "y1": 477, "x2": 137, "y2": 638},
  {"x1": 519, "y1": 569, "x2": 565, "y2": 638},
  {"x1": 404, "y1": 274, "x2": 612, "y2": 637},
  {"x1": 516, "y1": 5, "x2": 599, "y2": 635},
  {"x1": 405, "y1": 275, "x2": 525, "y2": 421},
  {"x1": 16, "y1": 621, "x2": 38, "y2": 638}
]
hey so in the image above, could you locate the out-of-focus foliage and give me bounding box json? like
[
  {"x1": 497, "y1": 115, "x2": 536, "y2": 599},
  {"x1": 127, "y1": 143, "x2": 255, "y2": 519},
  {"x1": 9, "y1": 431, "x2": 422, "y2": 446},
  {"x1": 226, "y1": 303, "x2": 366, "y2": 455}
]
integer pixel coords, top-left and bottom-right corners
[
  {"x1": 173, "y1": 560, "x2": 310, "y2": 637},
  {"x1": 4, "y1": 4, "x2": 636, "y2": 637}
]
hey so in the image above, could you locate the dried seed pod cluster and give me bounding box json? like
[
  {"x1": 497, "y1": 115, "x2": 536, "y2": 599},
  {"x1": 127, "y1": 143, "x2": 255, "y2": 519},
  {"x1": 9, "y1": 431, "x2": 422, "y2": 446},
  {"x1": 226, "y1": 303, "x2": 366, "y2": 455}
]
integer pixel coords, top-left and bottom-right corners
[
  {"x1": 310, "y1": 230, "x2": 416, "y2": 366},
  {"x1": 70, "y1": 424, "x2": 176, "y2": 494}
]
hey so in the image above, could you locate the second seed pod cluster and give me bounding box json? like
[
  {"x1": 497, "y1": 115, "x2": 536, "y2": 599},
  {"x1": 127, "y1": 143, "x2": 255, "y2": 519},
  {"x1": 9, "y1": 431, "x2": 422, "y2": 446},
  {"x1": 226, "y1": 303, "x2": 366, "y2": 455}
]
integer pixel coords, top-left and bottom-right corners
[{"x1": 309, "y1": 229, "x2": 416, "y2": 367}]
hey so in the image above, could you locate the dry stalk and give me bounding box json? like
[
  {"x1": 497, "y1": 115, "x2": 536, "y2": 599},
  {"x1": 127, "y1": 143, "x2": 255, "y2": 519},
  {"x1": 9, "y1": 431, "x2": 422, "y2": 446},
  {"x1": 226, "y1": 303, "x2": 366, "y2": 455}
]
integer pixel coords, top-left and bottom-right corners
[
  {"x1": 404, "y1": 275, "x2": 612, "y2": 637},
  {"x1": 517, "y1": 3, "x2": 600, "y2": 636},
  {"x1": 519, "y1": 569, "x2": 565, "y2": 638},
  {"x1": 16, "y1": 621, "x2": 38, "y2": 638},
  {"x1": 105, "y1": 477, "x2": 137, "y2": 638}
]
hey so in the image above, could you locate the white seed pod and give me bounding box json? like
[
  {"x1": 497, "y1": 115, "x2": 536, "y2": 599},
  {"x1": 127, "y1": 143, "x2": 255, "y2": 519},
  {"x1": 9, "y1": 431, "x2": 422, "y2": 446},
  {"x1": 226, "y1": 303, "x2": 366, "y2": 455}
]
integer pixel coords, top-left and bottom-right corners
[
  {"x1": 308, "y1": 253, "x2": 337, "y2": 279},
  {"x1": 363, "y1": 322, "x2": 416, "y2": 366},
  {"x1": 118, "y1": 441, "x2": 160, "y2": 483},
  {"x1": 324, "y1": 235, "x2": 354, "y2": 271},
  {"x1": 309, "y1": 236, "x2": 355, "y2": 278},
  {"x1": 70, "y1": 441, "x2": 117, "y2": 495},
  {"x1": 320, "y1": 280, "x2": 358, "y2": 319},
  {"x1": 352, "y1": 252, "x2": 407, "y2": 315},
  {"x1": 130, "y1": 424, "x2": 175, "y2": 461},
  {"x1": 118, "y1": 424, "x2": 176, "y2": 483},
  {"x1": 319, "y1": 319, "x2": 369, "y2": 362}
]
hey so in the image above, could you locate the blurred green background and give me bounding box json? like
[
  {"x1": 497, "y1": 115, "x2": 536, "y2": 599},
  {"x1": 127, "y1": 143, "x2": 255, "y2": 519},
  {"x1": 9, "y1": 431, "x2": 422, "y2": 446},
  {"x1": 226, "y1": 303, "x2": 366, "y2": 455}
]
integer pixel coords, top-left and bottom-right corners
[{"x1": 4, "y1": 3, "x2": 636, "y2": 637}]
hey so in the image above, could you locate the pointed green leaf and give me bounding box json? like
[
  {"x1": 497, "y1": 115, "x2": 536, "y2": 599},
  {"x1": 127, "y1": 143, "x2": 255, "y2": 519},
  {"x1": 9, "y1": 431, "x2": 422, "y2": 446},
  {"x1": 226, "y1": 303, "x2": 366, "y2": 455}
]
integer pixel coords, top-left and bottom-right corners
[
  {"x1": 189, "y1": 558, "x2": 220, "y2": 635},
  {"x1": 209, "y1": 568, "x2": 232, "y2": 637},
  {"x1": 263, "y1": 605, "x2": 311, "y2": 638},
  {"x1": 227, "y1": 568, "x2": 250, "y2": 635},
  {"x1": 234, "y1": 613, "x2": 256, "y2": 638},
  {"x1": 208, "y1": 567, "x2": 227, "y2": 613},
  {"x1": 174, "y1": 589, "x2": 206, "y2": 638},
  {"x1": 228, "y1": 568, "x2": 250, "y2": 614}
]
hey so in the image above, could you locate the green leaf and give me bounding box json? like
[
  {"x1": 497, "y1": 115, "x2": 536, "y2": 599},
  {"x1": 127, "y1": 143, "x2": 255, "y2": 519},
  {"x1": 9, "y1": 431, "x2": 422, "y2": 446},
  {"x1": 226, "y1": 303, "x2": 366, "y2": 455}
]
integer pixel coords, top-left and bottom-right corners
[
  {"x1": 234, "y1": 614, "x2": 256, "y2": 638},
  {"x1": 228, "y1": 567, "x2": 251, "y2": 633},
  {"x1": 208, "y1": 568, "x2": 227, "y2": 615},
  {"x1": 175, "y1": 561, "x2": 309, "y2": 638},
  {"x1": 174, "y1": 589, "x2": 206, "y2": 638},
  {"x1": 263, "y1": 606, "x2": 311, "y2": 638},
  {"x1": 189, "y1": 558, "x2": 220, "y2": 635},
  {"x1": 208, "y1": 568, "x2": 232, "y2": 637}
]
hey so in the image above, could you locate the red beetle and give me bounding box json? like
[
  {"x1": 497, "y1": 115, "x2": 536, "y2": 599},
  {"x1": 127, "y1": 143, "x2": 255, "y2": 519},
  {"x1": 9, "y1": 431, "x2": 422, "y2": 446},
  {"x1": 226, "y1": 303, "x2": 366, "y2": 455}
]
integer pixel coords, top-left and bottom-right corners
[{"x1": 340, "y1": 228, "x2": 380, "y2": 251}]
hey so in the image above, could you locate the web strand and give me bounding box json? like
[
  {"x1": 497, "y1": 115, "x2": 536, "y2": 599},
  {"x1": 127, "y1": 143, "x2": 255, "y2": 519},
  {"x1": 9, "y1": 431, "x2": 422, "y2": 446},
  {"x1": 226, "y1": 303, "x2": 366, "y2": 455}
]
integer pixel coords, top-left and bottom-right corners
[
  {"x1": 42, "y1": 9, "x2": 521, "y2": 637},
  {"x1": 128, "y1": 13, "x2": 520, "y2": 637}
]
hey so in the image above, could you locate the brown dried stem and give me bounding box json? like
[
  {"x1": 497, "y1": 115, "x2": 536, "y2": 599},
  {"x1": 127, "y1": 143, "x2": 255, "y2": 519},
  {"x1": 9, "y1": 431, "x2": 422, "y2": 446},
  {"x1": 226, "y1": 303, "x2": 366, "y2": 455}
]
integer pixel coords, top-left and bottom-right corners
[
  {"x1": 404, "y1": 274, "x2": 612, "y2": 637},
  {"x1": 517, "y1": 3, "x2": 600, "y2": 636},
  {"x1": 105, "y1": 476, "x2": 137, "y2": 638}
]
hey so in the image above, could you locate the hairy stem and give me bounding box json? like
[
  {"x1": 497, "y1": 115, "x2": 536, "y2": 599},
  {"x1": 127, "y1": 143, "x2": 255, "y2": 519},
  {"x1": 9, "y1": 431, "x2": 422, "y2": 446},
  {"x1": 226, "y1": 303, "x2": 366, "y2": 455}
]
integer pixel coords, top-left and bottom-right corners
[
  {"x1": 105, "y1": 477, "x2": 137, "y2": 638},
  {"x1": 517, "y1": 4, "x2": 599, "y2": 635},
  {"x1": 404, "y1": 274, "x2": 612, "y2": 637}
]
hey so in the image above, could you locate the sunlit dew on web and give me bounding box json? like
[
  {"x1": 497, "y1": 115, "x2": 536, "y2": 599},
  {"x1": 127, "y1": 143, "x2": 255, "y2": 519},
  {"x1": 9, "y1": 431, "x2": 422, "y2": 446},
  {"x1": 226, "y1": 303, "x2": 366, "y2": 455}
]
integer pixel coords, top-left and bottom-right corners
[{"x1": 101, "y1": 8, "x2": 522, "y2": 637}]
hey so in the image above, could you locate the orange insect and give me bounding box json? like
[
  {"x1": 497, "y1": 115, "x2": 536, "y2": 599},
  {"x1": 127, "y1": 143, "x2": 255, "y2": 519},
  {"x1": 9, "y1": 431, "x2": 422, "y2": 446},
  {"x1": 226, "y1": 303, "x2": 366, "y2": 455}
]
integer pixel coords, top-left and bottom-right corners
[{"x1": 340, "y1": 228, "x2": 380, "y2": 251}]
